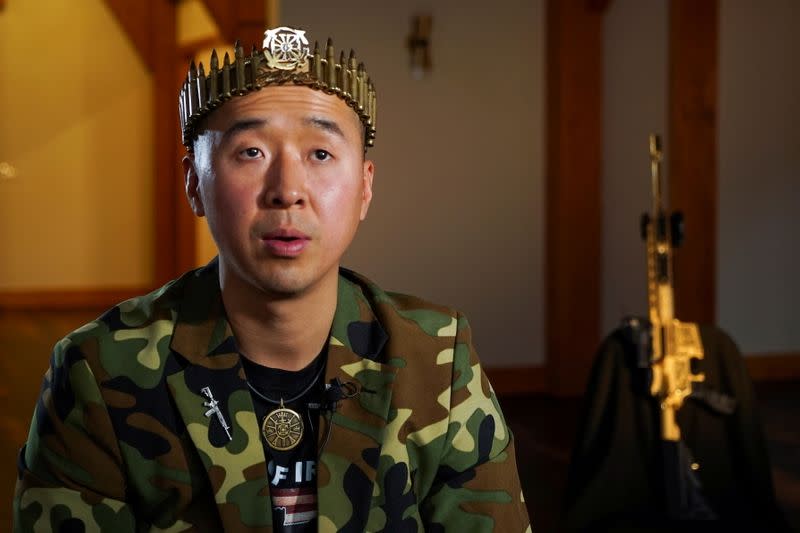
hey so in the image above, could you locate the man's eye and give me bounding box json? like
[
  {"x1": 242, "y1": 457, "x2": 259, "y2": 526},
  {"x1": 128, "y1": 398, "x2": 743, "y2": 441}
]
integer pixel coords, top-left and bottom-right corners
[
  {"x1": 313, "y1": 149, "x2": 331, "y2": 161},
  {"x1": 241, "y1": 147, "x2": 262, "y2": 158}
]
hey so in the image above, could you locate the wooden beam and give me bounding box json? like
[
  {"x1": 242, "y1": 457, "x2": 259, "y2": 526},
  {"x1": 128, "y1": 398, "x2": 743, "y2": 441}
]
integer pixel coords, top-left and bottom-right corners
[
  {"x1": 152, "y1": 0, "x2": 182, "y2": 285},
  {"x1": 200, "y1": 0, "x2": 234, "y2": 43},
  {"x1": 201, "y1": 0, "x2": 266, "y2": 48},
  {"x1": 545, "y1": 0, "x2": 604, "y2": 396},
  {"x1": 266, "y1": 0, "x2": 279, "y2": 27},
  {"x1": 103, "y1": 0, "x2": 155, "y2": 71},
  {"x1": 586, "y1": 0, "x2": 613, "y2": 13},
  {"x1": 178, "y1": 36, "x2": 224, "y2": 59},
  {"x1": 668, "y1": 0, "x2": 718, "y2": 324},
  {"x1": 175, "y1": 55, "x2": 198, "y2": 275}
]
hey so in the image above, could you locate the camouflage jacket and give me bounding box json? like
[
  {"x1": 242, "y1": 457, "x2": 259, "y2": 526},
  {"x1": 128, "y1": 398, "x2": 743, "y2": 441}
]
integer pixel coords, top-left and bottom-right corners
[{"x1": 14, "y1": 262, "x2": 531, "y2": 532}]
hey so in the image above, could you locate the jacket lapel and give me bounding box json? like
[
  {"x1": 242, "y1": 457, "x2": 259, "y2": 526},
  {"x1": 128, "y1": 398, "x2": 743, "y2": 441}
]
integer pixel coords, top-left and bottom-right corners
[
  {"x1": 317, "y1": 275, "x2": 397, "y2": 531},
  {"x1": 164, "y1": 264, "x2": 397, "y2": 531},
  {"x1": 166, "y1": 265, "x2": 271, "y2": 530}
]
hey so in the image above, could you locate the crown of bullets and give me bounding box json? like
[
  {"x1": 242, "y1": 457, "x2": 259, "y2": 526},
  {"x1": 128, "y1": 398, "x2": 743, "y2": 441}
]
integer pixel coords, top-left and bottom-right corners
[{"x1": 179, "y1": 27, "x2": 377, "y2": 150}]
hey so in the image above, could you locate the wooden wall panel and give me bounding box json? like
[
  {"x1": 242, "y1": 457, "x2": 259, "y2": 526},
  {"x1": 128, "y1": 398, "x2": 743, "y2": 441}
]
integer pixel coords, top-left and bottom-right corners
[
  {"x1": 545, "y1": 0, "x2": 605, "y2": 396},
  {"x1": 745, "y1": 353, "x2": 800, "y2": 382},
  {"x1": 0, "y1": 0, "x2": 272, "y2": 309},
  {"x1": 485, "y1": 366, "x2": 548, "y2": 396},
  {"x1": 668, "y1": 0, "x2": 718, "y2": 324},
  {"x1": 0, "y1": 288, "x2": 148, "y2": 311}
]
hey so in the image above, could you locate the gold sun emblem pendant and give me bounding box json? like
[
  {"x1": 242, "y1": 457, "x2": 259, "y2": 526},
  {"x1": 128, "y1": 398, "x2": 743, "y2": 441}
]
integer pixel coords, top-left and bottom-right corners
[{"x1": 262, "y1": 400, "x2": 304, "y2": 451}]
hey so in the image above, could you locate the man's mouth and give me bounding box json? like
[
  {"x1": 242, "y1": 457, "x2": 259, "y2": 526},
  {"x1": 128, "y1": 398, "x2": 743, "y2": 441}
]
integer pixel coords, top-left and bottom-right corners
[{"x1": 260, "y1": 229, "x2": 310, "y2": 257}]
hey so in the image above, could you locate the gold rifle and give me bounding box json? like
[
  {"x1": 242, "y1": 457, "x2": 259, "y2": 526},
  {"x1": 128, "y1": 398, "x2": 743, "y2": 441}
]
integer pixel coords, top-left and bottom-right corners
[{"x1": 644, "y1": 134, "x2": 705, "y2": 443}]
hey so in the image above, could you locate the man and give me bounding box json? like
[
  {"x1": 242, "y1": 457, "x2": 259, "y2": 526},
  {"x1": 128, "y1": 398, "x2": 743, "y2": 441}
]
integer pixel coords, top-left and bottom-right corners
[{"x1": 14, "y1": 27, "x2": 531, "y2": 532}]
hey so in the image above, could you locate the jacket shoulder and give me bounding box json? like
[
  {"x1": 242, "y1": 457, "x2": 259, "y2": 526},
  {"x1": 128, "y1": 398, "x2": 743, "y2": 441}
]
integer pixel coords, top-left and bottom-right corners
[
  {"x1": 63, "y1": 277, "x2": 183, "y2": 344},
  {"x1": 340, "y1": 268, "x2": 463, "y2": 339},
  {"x1": 53, "y1": 267, "x2": 202, "y2": 382}
]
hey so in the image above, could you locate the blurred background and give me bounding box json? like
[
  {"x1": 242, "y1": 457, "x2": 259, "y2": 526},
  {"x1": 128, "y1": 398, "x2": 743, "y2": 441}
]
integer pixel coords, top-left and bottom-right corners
[{"x1": 0, "y1": 0, "x2": 797, "y2": 530}]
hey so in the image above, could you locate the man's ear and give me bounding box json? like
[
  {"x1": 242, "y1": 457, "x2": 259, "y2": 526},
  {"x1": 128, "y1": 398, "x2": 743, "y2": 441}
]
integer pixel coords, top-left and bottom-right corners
[
  {"x1": 183, "y1": 154, "x2": 205, "y2": 217},
  {"x1": 359, "y1": 159, "x2": 375, "y2": 221}
]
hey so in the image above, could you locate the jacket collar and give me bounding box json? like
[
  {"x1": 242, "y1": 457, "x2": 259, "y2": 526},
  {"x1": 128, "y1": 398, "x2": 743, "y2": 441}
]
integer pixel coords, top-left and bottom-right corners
[
  {"x1": 169, "y1": 260, "x2": 235, "y2": 367},
  {"x1": 166, "y1": 261, "x2": 396, "y2": 531}
]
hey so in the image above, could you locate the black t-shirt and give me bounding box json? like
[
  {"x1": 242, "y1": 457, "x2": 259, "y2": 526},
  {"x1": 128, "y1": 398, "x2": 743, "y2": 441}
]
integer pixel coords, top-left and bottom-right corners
[{"x1": 241, "y1": 352, "x2": 326, "y2": 532}]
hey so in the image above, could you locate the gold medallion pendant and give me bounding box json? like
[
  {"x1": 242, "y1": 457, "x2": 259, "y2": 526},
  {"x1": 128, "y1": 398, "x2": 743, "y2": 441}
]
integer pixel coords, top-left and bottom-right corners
[{"x1": 262, "y1": 400, "x2": 304, "y2": 451}]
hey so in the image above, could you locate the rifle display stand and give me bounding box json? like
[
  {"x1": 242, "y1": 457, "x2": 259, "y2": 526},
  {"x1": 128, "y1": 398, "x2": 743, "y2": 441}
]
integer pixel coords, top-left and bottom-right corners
[{"x1": 561, "y1": 323, "x2": 790, "y2": 531}]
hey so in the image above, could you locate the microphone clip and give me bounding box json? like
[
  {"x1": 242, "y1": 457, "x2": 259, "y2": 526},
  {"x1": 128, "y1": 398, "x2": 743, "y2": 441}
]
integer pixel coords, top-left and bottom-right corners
[{"x1": 320, "y1": 378, "x2": 362, "y2": 412}]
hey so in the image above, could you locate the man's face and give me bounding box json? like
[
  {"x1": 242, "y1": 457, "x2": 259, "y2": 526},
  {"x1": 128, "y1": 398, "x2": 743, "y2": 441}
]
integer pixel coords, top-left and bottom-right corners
[{"x1": 184, "y1": 86, "x2": 374, "y2": 298}]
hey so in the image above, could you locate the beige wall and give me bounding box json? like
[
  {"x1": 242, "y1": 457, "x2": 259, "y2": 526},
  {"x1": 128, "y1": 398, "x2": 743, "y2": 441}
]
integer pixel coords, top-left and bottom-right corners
[
  {"x1": 601, "y1": 0, "x2": 799, "y2": 357},
  {"x1": 0, "y1": 0, "x2": 153, "y2": 289},
  {"x1": 7, "y1": 1, "x2": 789, "y2": 364},
  {"x1": 281, "y1": 0, "x2": 546, "y2": 367},
  {"x1": 718, "y1": 0, "x2": 800, "y2": 354}
]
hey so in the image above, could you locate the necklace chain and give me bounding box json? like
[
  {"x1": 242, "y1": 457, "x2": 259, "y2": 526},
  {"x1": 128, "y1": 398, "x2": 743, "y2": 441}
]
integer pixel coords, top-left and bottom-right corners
[{"x1": 245, "y1": 360, "x2": 326, "y2": 405}]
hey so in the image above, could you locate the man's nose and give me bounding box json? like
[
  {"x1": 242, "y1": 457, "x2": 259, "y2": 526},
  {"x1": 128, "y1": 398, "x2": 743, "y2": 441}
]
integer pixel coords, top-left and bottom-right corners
[{"x1": 263, "y1": 151, "x2": 308, "y2": 208}]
